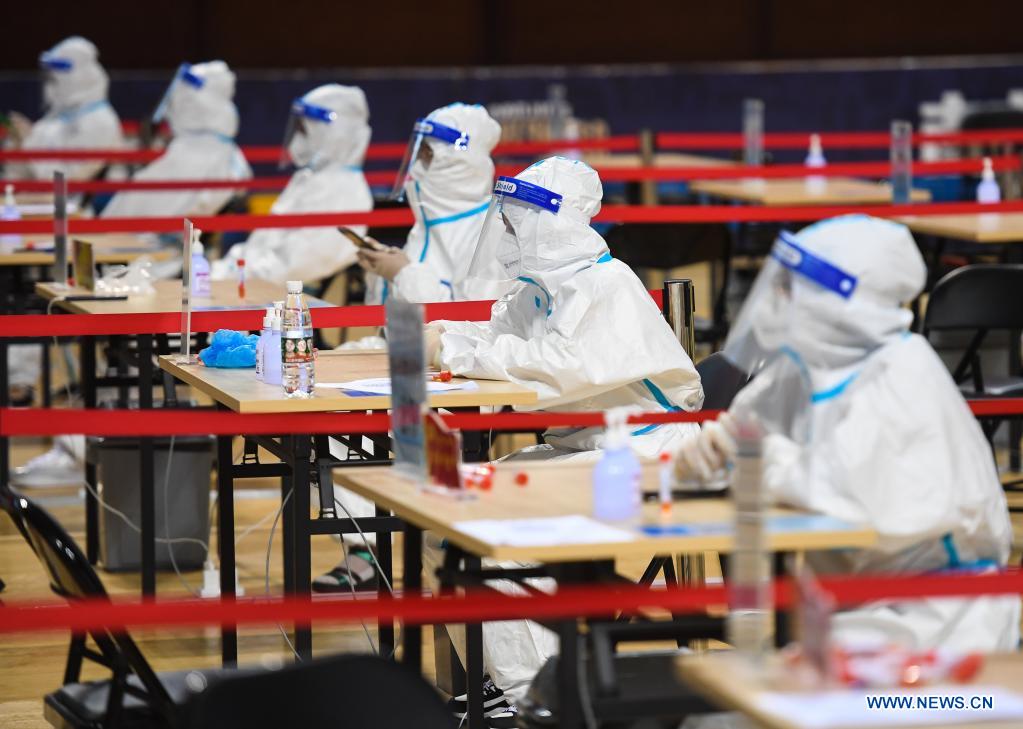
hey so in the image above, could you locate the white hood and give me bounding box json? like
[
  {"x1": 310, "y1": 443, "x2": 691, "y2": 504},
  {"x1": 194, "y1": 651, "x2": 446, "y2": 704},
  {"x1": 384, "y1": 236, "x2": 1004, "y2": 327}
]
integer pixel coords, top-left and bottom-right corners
[{"x1": 39, "y1": 36, "x2": 109, "y2": 113}]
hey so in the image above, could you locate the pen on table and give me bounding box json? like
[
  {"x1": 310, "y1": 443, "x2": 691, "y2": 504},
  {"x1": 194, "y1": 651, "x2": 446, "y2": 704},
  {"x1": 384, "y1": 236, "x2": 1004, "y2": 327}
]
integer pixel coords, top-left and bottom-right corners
[{"x1": 62, "y1": 295, "x2": 129, "y2": 302}]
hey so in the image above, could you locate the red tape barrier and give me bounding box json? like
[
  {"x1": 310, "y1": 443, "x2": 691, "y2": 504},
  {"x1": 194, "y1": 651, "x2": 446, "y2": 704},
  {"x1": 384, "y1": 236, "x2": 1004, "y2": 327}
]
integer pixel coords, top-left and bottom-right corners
[
  {"x1": 2, "y1": 397, "x2": 1023, "y2": 437},
  {"x1": 0, "y1": 408, "x2": 719, "y2": 437},
  {"x1": 0, "y1": 570, "x2": 1020, "y2": 636},
  {"x1": 2, "y1": 156, "x2": 1016, "y2": 195},
  {"x1": 6, "y1": 127, "x2": 1023, "y2": 163},
  {"x1": 5, "y1": 200, "x2": 1023, "y2": 236}
]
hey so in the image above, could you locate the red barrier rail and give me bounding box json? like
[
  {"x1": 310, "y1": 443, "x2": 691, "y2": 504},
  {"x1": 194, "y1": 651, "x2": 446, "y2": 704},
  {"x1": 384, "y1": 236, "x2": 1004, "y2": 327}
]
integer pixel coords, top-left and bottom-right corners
[
  {"x1": 4, "y1": 200, "x2": 1023, "y2": 236},
  {"x1": 2, "y1": 156, "x2": 1016, "y2": 195},
  {"x1": 6, "y1": 128, "x2": 1023, "y2": 163},
  {"x1": 1, "y1": 570, "x2": 1020, "y2": 636},
  {"x1": 2, "y1": 397, "x2": 1023, "y2": 437}
]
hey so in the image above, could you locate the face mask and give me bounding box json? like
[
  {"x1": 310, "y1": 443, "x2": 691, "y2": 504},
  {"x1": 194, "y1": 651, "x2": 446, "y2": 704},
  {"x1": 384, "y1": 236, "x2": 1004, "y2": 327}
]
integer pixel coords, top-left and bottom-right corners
[{"x1": 288, "y1": 131, "x2": 314, "y2": 168}]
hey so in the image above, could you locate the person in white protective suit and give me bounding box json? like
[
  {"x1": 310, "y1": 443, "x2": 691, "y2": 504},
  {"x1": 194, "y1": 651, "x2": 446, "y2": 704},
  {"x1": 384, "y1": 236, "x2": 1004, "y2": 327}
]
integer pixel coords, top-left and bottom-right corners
[
  {"x1": 675, "y1": 215, "x2": 1019, "y2": 667},
  {"x1": 416, "y1": 157, "x2": 705, "y2": 719},
  {"x1": 212, "y1": 84, "x2": 373, "y2": 284},
  {"x1": 101, "y1": 61, "x2": 251, "y2": 221},
  {"x1": 6, "y1": 37, "x2": 125, "y2": 412},
  {"x1": 358, "y1": 102, "x2": 509, "y2": 304},
  {"x1": 6, "y1": 36, "x2": 125, "y2": 182}
]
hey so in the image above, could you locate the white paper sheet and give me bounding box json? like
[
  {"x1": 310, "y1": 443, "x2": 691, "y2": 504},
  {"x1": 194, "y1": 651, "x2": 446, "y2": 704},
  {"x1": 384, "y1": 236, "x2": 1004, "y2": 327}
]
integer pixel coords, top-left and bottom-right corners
[
  {"x1": 455, "y1": 515, "x2": 635, "y2": 547},
  {"x1": 316, "y1": 377, "x2": 479, "y2": 395},
  {"x1": 754, "y1": 686, "x2": 1023, "y2": 728}
]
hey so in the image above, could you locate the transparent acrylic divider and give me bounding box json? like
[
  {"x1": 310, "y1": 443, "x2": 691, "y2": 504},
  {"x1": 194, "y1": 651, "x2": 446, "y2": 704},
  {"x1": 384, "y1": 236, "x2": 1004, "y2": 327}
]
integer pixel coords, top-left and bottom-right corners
[
  {"x1": 386, "y1": 296, "x2": 427, "y2": 481},
  {"x1": 52, "y1": 171, "x2": 68, "y2": 287},
  {"x1": 890, "y1": 120, "x2": 913, "y2": 204},
  {"x1": 175, "y1": 219, "x2": 199, "y2": 364},
  {"x1": 742, "y1": 99, "x2": 765, "y2": 167}
]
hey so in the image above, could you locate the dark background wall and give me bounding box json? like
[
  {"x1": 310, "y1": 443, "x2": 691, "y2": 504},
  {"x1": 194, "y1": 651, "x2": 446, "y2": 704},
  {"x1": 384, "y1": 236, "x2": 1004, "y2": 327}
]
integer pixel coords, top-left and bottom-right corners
[{"x1": 3, "y1": 0, "x2": 1023, "y2": 70}]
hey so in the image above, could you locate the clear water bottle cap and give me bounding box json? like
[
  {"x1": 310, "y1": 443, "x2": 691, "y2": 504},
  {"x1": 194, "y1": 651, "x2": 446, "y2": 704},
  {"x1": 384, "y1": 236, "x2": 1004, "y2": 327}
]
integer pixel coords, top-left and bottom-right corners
[{"x1": 286, "y1": 280, "x2": 302, "y2": 294}]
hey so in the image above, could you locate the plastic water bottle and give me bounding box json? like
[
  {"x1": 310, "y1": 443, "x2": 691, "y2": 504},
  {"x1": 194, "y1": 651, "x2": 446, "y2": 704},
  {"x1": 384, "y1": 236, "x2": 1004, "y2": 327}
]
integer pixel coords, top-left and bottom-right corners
[
  {"x1": 281, "y1": 280, "x2": 315, "y2": 398},
  {"x1": 593, "y1": 410, "x2": 641, "y2": 523},
  {"x1": 264, "y1": 311, "x2": 283, "y2": 386},
  {"x1": 255, "y1": 307, "x2": 273, "y2": 382},
  {"x1": 805, "y1": 133, "x2": 827, "y2": 193},
  {"x1": 1, "y1": 184, "x2": 22, "y2": 251},
  {"x1": 727, "y1": 416, "x2": 772, "y2": 661},
  {"x1": 977, "y1": 157, "x2": 1001, "y2": 204},
  {"x1": 190, "y1": 239, "x2": 211, "y2": 298}
]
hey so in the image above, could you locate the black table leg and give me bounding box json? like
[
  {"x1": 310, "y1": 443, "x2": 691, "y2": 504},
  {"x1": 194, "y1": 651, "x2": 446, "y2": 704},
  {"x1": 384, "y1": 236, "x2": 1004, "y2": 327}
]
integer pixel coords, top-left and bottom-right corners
[
  {"x1": 376, "y1": 503, "x2": 395, "y2": 656},
  {"x1": 401, "y1": 523, "x2": 422, "y2": 668},
  {"x1": 291, "y1": 434, "x2": 313, "y2": 660},
  {"x1": 281, "y1": 450, "x2": 295, "y2": 595},
  {"x1": 81, "y1": 335, "x2": 99, "y2": 564},
  {"x1": 464, "y1": 554, "x2": 485, "y2": 729},
  {"x1": 1, "y1": 338, "x2": 9, "y2": 491},
  {"x1": 217, "y1": 434, "x2": 237, "y2": 666},
  {"x1": 138, "y1": 334, "x2": 155, "y2": 597}
]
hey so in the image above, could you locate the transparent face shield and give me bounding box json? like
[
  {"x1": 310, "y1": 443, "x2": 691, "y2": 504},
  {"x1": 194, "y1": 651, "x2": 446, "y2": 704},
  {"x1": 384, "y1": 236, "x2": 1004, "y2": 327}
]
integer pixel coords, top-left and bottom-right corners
[
  {"x1": 280, "y1": 97, "x2": 337, "y2": 169},
  {"x1": 151, "y1": 63, "x2": 204, "y2": 126},
  {"x1": 722, "y1": 231, "x2": 858, "y2": 442},
  {"x1": 466, "y1": 176, "x2": 564, "y2": 283},
  {"x1": 389, "y1": 118, "x2": 470, "y2": 201}
]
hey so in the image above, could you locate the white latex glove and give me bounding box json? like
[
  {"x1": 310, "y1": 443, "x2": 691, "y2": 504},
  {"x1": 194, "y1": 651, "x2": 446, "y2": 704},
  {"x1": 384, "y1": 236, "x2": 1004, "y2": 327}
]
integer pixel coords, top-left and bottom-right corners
[
  {"x1": 424, "y1": 323, "x2": 444, "y2": 369},
  {"x1": 675, "y1": 411, "x2": 738, "y2": 483}
]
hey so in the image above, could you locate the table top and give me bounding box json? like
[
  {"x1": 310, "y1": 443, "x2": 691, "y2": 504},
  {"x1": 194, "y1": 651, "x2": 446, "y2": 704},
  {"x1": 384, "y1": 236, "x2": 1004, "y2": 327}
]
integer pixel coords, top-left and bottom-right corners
[
  {"x1": 675, "y1": 652, "x2": 1023, "y2": 729},
  {"x1": 584, "y1": 152, "x2": 738, "y2": 169},
  {"x1": 36, "y1": 277, "x2": 295, "y2": 315},
  {"x1": 690, "y1": 177, "x2": 931, "y2": 206},
  {"x1": 899, "y1": 212, "x2": 1023, "y2": 244},
  {"x1": 333, "y1": 461, "x2": 877, "y2": 562},
  {"x1": 159, "y1": 350, "x2": 539, "y2": 413},
  {"x1": 1, "y1": 234, "x2": 168, "y2": 266}
]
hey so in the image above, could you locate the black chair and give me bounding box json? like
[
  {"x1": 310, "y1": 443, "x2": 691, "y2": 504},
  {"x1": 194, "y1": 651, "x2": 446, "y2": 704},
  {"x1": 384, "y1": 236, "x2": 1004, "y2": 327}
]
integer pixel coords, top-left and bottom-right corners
[
  {"x1": 695, "y1": 351, "x2": 749, "y2": 411},
  {"x1": 605, "y1": 223, "x2": 732, "y2": 346},
  {"x1": 922, "y1": 265, "x2": 1023, "y2": 496},
  {"x1": 2, "y1": 489, "x2": 202, "y2": 728},
  {"x1": 185, "y1": 653, "x2": 455, "y2": 729}
]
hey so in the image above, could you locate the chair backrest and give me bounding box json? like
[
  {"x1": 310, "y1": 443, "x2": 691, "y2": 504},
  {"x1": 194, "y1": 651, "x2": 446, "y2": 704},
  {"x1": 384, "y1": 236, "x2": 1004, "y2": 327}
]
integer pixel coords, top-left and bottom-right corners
[
  {"x1": 2, "y1": 490, "x2": 175, "y2": 718},
  {"x1": 960, "y1": 109, "x2": 1023, "y2": 131},
  {"x1": 186, "y1": 653, "x2": 456, "y2": 729},
  {"x1": 923, "y1": 264, "x2": 1023, "y2": 333},
  {"x1": 604, "y1": 223, "x2": 731, "y2": 271},
  {"x1": 695, "y1": 352, "x2": 749, "y2": 411}
]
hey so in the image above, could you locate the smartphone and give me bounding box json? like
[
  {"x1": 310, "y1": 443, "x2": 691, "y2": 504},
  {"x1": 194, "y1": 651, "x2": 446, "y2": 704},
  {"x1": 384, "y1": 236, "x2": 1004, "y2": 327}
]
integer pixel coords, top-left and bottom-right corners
[{"x1": 338, "y1": 226, "x2": 386, "y2": 252}]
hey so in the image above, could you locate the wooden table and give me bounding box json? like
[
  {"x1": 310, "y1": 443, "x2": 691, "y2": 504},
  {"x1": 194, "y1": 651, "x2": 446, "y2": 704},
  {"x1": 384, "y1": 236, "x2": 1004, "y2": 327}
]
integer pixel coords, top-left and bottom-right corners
[
  {"x1": 36, "y1": 277, "x2": 291, "y2": 313},
  {"x1": 337, "y1": 460, "x2": 875, "y2": 729},
  {"x1": 160, "y1": 350, "x2": 537, "y2": 414},
  {"x1": 900, "y1": 212, "x2": 1023, "y2": 244},
  {"x1": 334, "y1": 460, "x2": 875, "y2": 563},
  {"x1": 1, "y1": 234, "x2": 168, "y2": 266},
  {"x1": 30, "y1": 277, "x2": 327, "y2": 598},
  {"x1": 690, "y1": 177, "x2": 932, "y2": 206},
  {"x1": 158, "y1": 350, "x2": 538, "y2": 665},
  {"x1": 676, "y1": 652, "x2": 1023, "y2": 729}
]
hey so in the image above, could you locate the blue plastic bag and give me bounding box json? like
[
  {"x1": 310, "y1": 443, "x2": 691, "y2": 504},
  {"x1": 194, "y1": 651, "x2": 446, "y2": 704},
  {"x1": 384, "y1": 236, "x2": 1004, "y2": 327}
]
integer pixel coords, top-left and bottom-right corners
[{"x1": 199, "y1": 329, "x2": 259, "y2": 368}]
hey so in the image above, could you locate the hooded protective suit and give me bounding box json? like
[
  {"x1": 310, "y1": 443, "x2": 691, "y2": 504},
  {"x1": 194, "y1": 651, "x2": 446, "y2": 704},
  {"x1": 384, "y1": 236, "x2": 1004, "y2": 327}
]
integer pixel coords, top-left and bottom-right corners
[
  {"x1": 433, "y1": 156, "x2": 704, "y2": 457},
  {"x1": 212, "y1": 84, "x2": 373, "y2": 284},
  {"x1": 13, "y1": 36, "x2": 124, "y2": 181},
  {"x1": 101, "y1": 61, "x2": 251, "y2": 219},
  {"x1": 685, "y1": 215, "x2": 1020, "y2": 653},
  {"x1": 373, "y1": 103, "x2": 508, "y2": 303}
]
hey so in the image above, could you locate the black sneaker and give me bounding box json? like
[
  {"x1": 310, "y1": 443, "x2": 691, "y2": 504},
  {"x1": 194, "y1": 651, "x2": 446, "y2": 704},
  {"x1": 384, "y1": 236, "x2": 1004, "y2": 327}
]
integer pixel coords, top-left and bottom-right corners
[{"x1": 446, "y1": 674, "x2": 518, "y2": 728}]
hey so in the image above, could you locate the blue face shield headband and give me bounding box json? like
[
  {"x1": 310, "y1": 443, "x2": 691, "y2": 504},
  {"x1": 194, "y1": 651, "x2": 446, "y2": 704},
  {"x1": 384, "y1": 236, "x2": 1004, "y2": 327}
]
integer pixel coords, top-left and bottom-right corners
[
  {"x1": 389, "y1": 117, "x2": 471, "y2": 200},
  {"x1": 291, "y1": 98, "x2": 337, "y2": 124},
  {"x1": 40, "y1": 55, "x2": 73, "y2": 72},
  {"x1": 492, "y1": 176, "x2": 563, "y2": 214},
  {"x1": 152, "y1": 63, "x2": 205, "y2": 124},
  {"x1": 771, "y1": 231, "x2": 857, "y2": 298}
]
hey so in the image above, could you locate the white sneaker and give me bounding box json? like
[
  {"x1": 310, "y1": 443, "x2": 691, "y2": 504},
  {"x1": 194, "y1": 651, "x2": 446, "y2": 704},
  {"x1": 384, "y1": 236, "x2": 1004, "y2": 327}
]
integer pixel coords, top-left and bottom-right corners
[{"x1": 10, "y1": 446, "x2": 84, "y2": 488}]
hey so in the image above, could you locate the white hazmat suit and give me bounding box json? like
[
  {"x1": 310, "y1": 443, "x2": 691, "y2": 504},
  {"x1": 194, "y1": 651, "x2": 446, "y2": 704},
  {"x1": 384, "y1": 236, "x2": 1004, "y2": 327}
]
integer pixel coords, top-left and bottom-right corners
[
  {"x1": 101, "y1": 61, "x2": 251, "y2": 220},
  {"x1": 421, "y1": 157, "x2": 704, "y2": 702},
  {"x1": 10, "y1": 36, "x2": 124, "y2": 182},
  {"x1": 214, "y1": 84, "x2": 373, "y2": 284},
  {"x1": 369, "y1": 103, "x2": 508, "y2": 304},
  {"x1": 680, "y1": 215, "x2": 1020, "y2": 654}
]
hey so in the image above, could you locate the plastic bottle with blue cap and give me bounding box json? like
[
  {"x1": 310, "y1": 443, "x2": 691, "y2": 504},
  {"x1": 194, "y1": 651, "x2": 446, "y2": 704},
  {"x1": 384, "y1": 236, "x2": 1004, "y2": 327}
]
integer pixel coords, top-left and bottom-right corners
[
  {"x1": 1, "y1": 184, "x2": 22, "y2": 251},
  {"x1": 804, "y1": 134, "x2": 827, "y2": 194},
  {"x1": 976, "y1": 157, "x2": 1001, "y2": 204}
]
